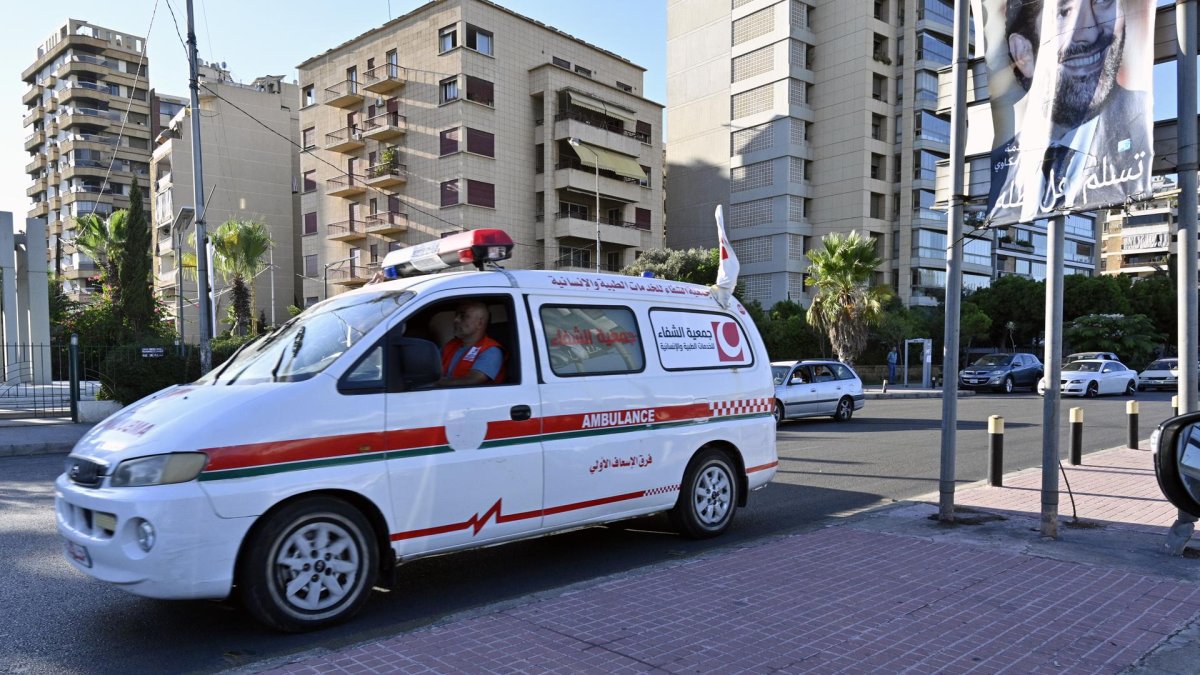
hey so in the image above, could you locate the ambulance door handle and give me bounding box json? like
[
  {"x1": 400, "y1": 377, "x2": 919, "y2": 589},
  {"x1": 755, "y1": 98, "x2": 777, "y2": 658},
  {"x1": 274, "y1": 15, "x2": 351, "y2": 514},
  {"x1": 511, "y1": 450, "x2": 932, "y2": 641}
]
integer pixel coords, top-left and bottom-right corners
[{"x1": 510, "y1": 405, "x2": 532, "y2": 421}]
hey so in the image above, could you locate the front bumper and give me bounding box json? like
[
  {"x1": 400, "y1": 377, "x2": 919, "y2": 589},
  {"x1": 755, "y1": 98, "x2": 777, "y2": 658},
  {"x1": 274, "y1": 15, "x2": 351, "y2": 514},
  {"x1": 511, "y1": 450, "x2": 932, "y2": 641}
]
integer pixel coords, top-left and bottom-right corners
[
  {"x1": 55, "y1": 474, "x2": 255, "y2": 600},
  {"x1": 1060, "y1": 381, "x2": 1091, "y2": 396}
]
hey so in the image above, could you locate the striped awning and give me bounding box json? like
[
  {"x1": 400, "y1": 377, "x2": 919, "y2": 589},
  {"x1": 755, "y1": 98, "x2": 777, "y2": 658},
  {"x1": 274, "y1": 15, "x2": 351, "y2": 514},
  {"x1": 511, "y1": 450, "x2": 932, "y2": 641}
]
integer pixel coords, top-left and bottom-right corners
[
  {"x1": 569, "y1": 141, "x2": 646, "y2": 181},
  {"x1": 566, "y1": 91, "x2": 637, "y2": 126}
]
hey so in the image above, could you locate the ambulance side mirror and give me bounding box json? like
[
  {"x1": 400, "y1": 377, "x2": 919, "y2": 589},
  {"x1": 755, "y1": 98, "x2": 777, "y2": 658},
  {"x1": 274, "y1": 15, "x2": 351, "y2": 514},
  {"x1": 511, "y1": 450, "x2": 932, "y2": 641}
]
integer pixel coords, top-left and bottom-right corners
[
  {"x1": 1153, "y1": 412, "x2": 1200, "y2": 518},
  {"x1": 390, "y1": 337, "x2": 442, "y2": 392}
]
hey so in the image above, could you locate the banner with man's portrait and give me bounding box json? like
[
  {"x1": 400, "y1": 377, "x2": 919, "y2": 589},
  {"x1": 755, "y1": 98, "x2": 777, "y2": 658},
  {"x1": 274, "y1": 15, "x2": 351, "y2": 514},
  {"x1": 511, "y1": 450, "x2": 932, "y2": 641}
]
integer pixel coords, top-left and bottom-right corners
[{"x1": 982, "y1": 0, "x2": 1155, "y2": 226}]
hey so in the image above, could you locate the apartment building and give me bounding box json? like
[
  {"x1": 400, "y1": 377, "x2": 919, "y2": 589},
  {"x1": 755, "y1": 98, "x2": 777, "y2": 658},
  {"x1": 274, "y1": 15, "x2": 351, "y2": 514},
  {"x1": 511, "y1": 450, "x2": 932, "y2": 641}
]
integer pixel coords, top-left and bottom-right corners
[
  {"x1": 1098, "y1": 176, "x2": 1178, "y2": 279},
  {"x1": 21, "y1": 19, "x2": 158, "y2": 300},
  {"x1": 296, "y1": 0, "x2": 663, "y2": 304},
  {"x1": 150, "y1": 61, "x2": 300, "y2": 339}
]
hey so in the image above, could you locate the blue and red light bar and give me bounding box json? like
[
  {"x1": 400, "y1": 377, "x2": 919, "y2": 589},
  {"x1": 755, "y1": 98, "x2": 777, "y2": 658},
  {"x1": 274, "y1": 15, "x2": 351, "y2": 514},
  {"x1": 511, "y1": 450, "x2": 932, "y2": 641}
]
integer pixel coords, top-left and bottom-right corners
[{"x1": 381, "y1": 229, "x2": 514, "y2": 279}]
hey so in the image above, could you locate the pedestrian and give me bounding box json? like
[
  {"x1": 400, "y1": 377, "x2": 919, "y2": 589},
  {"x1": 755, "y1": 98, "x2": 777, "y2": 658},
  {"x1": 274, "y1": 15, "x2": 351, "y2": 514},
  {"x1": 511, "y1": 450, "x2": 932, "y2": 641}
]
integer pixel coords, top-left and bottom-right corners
[{"x1": 887, "y1": 346, "x2": 898, "y2": 384}]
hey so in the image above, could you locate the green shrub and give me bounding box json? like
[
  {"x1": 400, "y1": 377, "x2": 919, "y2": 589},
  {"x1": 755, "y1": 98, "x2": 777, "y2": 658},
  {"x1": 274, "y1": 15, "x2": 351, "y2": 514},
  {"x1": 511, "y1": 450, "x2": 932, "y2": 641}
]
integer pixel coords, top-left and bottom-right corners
[{"x1": 97, "y1": 342, "x2": 199, "y2": 405}]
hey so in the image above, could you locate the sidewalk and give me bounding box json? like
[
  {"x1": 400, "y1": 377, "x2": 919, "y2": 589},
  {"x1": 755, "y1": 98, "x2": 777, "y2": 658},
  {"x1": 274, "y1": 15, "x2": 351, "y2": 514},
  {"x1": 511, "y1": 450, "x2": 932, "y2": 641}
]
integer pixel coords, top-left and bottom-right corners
[
  {"x1": 244, "y1": 446, "x2": 1200, "y2": 675},
  {"x1": 0, "y1": 419, "x2": 94, "y2": 456}
]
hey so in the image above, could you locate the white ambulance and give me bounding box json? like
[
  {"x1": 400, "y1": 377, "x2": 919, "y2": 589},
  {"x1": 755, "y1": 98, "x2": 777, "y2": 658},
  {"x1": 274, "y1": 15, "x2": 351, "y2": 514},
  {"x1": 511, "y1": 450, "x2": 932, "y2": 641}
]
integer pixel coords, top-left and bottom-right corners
[{"x1": 55, "y1": 230, "x2": 777, "y2": 631}]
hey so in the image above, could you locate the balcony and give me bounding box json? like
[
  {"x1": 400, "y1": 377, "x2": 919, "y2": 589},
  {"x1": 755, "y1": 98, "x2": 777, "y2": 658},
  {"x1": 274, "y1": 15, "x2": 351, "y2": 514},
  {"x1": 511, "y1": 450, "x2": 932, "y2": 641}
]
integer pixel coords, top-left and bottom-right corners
[
  {"x1": 63, "y1": 161, "x2": 110, "y2": 182},
  {"x1": 23, "y1": 105, "x2": 44, "y2": 127},
  {"x1": 26, "y1": 155, "x2": 46, "y2": 174},
  {"x1": 324, "y1": 80, "x2": 364, "y2": 108},
  {"x1": 48, "y1": 195, "x2": 62, "y2": 210},
  {"x1": 554, "y1": 159, "x2": 645, "y2": 203},
  {"x1": 157, "y1": 233, "x2": 175, "y2": 254},
  {"x1": 326, "y1": 175, "x2": 367, "y2": 198},
  {"x1": 62, "y1": 262, "x2": 99, "y2": 281},
  {"x1": 327, "y1": 218, "x2": 367, "y2": 242},
  {"x1": 48, "y1": 145, "x2": 60, "y2": 161},
  {"x1": 324, "y1": 126, "x2": 365, "y2": 153},
  {"x1": 23, "y1": 34, "x2": 112, "y2": 80},
  {"x1": 553, "y1": 212, "x2": 647, "y2": 248},
  {"x1": 24, "y1": 131, "x2": 44, "y2": 151},
  {"x1": 364, "y1": 210, "x2": 408, "y2": 235},
  {"x1": 28, "y1": 203, "x2": 48, "y2": 219},
  {"x1": 364, "y1": 163, "x2": 407, "y2": 189},
  {"x1": 23, "y1": 85, "x2": 41, "y2": 106},
  {"x1": 329, "y1": 262, "x2": 377, "y2": 287},
  {"x1": 363, "y1": 64, "x2": 406, "y2": 94},
  {"x1": 27, "y1": 178, "x2": 47, "y2": 198},
  {"x1": 362, "y1": 112, "x2": 406, "y2": 141}
]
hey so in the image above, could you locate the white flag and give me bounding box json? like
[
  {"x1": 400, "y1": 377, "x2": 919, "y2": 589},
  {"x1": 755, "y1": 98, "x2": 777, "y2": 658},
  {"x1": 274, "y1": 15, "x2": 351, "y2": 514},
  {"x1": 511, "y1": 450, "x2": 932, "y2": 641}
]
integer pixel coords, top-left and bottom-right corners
[{"x1": 712, "y1": 205, "x2": 739, "y2": 307}]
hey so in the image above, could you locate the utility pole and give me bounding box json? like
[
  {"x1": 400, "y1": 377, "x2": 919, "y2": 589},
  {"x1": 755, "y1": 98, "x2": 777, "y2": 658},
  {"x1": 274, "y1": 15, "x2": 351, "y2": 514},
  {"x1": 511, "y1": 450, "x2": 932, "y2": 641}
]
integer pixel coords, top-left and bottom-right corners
[
  {"x1": 186, "y1": 0, "x2": 213, "y2": 373},
  {"x1": 1040, "y1": 215, "x2": 1065, "y2": 539},
  {"x1": 938, "y1": 0, "x2": 970, "y2": 523}
]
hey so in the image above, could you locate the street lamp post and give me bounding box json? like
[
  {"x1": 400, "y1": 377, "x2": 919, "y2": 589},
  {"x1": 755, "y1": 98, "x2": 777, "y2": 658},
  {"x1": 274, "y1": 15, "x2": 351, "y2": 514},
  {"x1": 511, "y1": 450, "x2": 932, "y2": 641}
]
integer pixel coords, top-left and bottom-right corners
[
  {"x1": 567, "y1": 137, "x2": 601, "y2": 272},
  {"x1": 170, "y1": 206, "x2": 195, "y2": 350},
  {"x1": 323, "y1": 255, "x2": 357, "y2": 300}
]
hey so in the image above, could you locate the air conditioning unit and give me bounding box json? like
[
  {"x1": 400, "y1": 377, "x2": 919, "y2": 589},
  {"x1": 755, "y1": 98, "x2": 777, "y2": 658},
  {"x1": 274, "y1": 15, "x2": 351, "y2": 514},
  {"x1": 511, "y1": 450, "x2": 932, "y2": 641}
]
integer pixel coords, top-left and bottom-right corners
[{"x1": 351, "y1": 131, "x2": 362, "y2": 140}]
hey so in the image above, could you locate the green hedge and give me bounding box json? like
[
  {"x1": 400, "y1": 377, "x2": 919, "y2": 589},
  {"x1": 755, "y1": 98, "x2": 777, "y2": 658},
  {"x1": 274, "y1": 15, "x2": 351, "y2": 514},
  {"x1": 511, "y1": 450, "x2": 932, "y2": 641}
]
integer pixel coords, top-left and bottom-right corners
[{"x1": 97, "y1": 333, "x2": 261, "y2": 405}]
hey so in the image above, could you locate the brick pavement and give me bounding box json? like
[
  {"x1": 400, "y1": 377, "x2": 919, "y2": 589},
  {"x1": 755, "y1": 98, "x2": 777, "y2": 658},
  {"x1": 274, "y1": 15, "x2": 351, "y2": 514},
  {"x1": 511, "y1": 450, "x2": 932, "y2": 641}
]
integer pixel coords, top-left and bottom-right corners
[{"x1": 253, "y1": 446, "x2": 1200, "y2": 674}]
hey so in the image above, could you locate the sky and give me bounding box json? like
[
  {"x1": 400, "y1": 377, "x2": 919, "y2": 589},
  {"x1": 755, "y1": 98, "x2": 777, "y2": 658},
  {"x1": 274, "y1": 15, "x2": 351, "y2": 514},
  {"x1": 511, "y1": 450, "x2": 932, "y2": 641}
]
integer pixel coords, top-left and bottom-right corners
[{"x1": 1, "y1": 0, "x2": 667, "y2": 226}]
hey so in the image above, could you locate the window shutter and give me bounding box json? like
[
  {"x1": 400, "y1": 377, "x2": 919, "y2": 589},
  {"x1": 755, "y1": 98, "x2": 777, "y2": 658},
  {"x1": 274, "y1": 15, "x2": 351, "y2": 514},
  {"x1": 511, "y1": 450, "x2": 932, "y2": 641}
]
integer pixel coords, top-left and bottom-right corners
[
  {"x1": 466, "y1": 128, "x2": 494, "y2": 157},
  {"x1": 635, "y1": 208, "x2": 651, "y2": 230},
  {"x1": 635, "y1": 120, "x2": 651, "y2": 139},
  {"x1": 467, "y1": 180, "x2": 495, "y2": 208},
  {"x1": 387, "y1": 195, "x2": 401, "y2": 213},
  {"x1": 440, "y1": 128, "x2": 459, "y2": 156},
  {"x1": 441, "y1": 179, "x2": 459, "y2": 207},
  {"x1": 466, "y1": 76, "x2": 494, "y2": 105},
  {"x1": 304, "y1": 212, "x2": 317, "y2": 235}
]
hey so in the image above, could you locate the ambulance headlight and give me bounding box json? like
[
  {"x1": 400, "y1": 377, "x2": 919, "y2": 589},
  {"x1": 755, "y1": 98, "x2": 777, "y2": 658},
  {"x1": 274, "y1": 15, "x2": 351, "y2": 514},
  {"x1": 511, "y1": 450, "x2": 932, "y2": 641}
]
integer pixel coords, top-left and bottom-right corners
[{"x1": 110, "y1": 453, "x2": 208, "y2": 487}]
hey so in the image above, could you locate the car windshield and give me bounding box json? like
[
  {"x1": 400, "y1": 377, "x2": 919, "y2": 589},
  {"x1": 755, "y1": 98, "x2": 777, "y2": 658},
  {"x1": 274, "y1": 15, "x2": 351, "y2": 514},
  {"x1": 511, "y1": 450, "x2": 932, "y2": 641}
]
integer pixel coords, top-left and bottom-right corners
[
  {"x1": 771, "y1": 366, "x2": 791, "y2": 381},
  {"x1": 197, "y1": 290, "x2": 414, "y2": 386},
  {"x1": 973, "y1": 354, "x2": 1012, "y2": 367},
  {"x1": 1146, "y1": 360, "x2": 1177, "y2": 370},
  {"x1": 1063, "y1": 361, "x2": 1100, "y2": 373}
]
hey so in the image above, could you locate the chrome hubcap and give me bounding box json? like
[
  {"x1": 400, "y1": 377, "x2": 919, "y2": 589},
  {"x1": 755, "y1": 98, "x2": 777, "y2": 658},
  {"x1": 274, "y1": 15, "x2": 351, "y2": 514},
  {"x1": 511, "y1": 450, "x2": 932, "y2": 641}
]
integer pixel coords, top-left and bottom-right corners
[
  {"x1": 693, "y1": 465, "x2": 731, "y2": 526},
  {"x1": 275, "y1": 521, "x2": 361, "y2": 612}
]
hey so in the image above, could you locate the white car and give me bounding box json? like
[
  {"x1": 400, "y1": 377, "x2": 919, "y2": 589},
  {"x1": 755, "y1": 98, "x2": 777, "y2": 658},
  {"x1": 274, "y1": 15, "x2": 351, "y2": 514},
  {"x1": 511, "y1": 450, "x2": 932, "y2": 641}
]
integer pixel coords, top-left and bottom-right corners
[
  {"x1": 771, "y1": 360, "x2": 865, "y2": 423},
  {"x1": 1138, "y1": 358, "x2": 1194, "y2": 391},
  {"x1": 1055, "y1": 359, "x2": 1138, "y2": 397}
]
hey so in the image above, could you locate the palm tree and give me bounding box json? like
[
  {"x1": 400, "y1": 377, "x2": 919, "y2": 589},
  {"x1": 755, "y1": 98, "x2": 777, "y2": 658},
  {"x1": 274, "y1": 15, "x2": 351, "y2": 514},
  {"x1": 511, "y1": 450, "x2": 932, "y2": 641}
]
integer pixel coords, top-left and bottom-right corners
[
  {"x1": 805, "y1": 231, "x2": 892, "y2": 366},
  {"x1": 72, "y1": 209, "x2": 128, "y2": 298},
  {"x1": 186, "y1": 219, "x2": 273, "y2": 335}
]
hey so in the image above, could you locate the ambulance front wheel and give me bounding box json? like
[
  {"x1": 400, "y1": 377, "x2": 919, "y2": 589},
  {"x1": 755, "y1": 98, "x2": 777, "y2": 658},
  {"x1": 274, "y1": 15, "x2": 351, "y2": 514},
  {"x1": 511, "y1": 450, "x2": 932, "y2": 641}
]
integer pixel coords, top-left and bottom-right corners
[
  {"x1": 238, "y1": 496, "x2": 379, "y2": 632},
  {"x1": 671, "y1": 448, "x2": 738, "y2": 539}
]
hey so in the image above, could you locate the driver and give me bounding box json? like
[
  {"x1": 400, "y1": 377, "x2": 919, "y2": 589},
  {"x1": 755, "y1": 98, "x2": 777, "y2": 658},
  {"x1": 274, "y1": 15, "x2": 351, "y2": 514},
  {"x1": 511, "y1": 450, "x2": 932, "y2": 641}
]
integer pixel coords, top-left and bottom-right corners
[{"x1": 437, "y1": 301, "x2": 506, "y2": 386}]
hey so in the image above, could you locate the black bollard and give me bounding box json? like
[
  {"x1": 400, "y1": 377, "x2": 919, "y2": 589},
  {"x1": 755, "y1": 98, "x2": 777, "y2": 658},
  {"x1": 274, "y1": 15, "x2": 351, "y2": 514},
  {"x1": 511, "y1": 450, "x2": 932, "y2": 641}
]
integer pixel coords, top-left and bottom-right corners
[
  {"x1": 988, "y1": 415, "x2": 1004, "y2": 487},
  {"x1": 1127, "y1": 400, "x2": 1139, "y2": 450},
  {"x1": 1069, "y1": 407, "x2": 1083, "y2": 465}
]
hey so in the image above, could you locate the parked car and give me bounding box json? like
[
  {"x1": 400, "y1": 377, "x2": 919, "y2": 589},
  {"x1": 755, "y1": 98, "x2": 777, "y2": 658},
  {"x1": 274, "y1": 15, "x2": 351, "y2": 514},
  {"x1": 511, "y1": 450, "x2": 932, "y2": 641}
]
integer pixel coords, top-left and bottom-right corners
[
  {"x1": 958, "y1": 353, "x2": 1043, "y2": 393},
  {"x1": 1138, "y1": 358, "x2": 1200, "y2": 391},
  {"x1": 771, "y1": 360, "x2": 865, "y2": 423},
  {"x1": 1056, "y1": 359, "x2": 1138, "y2": 397},
  {"x1": 1065, "y1": 351, "x2": 1119, "y2": 363}
]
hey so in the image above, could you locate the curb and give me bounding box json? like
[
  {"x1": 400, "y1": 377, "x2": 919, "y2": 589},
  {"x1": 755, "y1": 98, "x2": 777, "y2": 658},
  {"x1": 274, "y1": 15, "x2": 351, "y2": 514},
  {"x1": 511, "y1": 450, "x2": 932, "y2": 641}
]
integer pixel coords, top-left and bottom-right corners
[
  {"x1": 863, "y1": 390, "x2": 975, "y2": 400},
  {"x1": 0, "y1": 442, "x2": 78, "y2": 457}
]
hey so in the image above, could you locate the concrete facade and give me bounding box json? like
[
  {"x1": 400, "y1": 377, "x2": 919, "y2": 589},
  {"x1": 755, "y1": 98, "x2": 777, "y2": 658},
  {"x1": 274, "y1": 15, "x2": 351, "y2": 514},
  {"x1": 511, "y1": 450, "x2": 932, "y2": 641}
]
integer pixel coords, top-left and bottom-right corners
[
  {"x1": 20, "y1": 19, "x2": 161, "y2": 301},
  {"x1": 0, "y1": 213, "x2": 52, "y2": 384},
  {"x1": 297, "y1": 0, "x2": 663, "y2": 303},
  {"x1": 1099, "y1": 176, "x2": 1178, "y2": 279},
  {"x1": 150, "y1": 62, "x2": 300, "y2": 340}
]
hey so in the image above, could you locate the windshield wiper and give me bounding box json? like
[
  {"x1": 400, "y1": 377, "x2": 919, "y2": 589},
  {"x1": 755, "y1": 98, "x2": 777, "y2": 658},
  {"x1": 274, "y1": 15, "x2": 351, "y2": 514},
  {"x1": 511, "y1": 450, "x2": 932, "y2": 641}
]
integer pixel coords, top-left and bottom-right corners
[{"x1": 271, "y1": 326, "x2": 306, "y2": 382}]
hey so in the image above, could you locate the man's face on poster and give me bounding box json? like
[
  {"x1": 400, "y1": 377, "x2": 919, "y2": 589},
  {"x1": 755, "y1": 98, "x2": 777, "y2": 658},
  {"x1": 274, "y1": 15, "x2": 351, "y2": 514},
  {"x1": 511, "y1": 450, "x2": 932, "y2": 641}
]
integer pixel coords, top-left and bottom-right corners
[{"x1": 1051, "y1": 0, "x2": 1124, "y2": 128}]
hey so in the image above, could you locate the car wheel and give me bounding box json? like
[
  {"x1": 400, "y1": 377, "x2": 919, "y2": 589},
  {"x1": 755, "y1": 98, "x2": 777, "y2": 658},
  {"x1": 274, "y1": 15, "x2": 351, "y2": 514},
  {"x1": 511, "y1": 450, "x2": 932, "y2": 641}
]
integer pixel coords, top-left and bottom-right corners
[
  {"x1": 832, "y1": 396, "x2": 854, "y2": 422},
  {"x1": 239, "y1": 497, "x2": 378, "y2": 632},
  {"x1": 1085, "y1": 381, "x2": 1099, "y2": 398},
  {"x1": 670, "y1": 448, "x2": 738, "y2": 539},
  {"x1": 1125, "y1": 380, "x2": 1136, "y2": 396},
  {"x1": 773, "y1": 401, "x2": 784, "y2": 426},
  {"x1": 1002, "y1": 376, "x2": 1014, "y2": 394}
]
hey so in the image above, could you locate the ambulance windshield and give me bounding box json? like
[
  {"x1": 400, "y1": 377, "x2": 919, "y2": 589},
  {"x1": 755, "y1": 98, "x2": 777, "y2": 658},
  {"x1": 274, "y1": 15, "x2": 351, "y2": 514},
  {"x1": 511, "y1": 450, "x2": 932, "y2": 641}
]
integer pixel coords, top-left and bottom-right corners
[{"x1": 199, "y1": 290, "x2": 414, "y2": 385}]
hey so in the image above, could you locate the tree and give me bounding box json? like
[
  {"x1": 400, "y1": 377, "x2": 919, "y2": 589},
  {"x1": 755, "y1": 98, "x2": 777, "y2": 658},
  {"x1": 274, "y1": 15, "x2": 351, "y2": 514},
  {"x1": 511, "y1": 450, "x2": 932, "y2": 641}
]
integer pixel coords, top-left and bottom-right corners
[
  {"x1": 209, "y1": 219, "x2": 273, "y2": 335},
  {"x1": 1065, "y1": 313, "x2": 1163, "y2": 370},
  {"x1": 116, "y1": 177, "x2": 156, "y2": 335},
  {"x1": 1062, "y1": 274, "x2": 1131, "y2": 321},
  {"x1": 966, "y1": 275, "x2": 1044, "y2": 348},
  {"x1": 749, "y1": 299, "x2": 824, "y2": 360},
  {"x1": 1125, "y1": 273, "x2": 1176, "y2": 347},
  {"x1": 620, "y1": 248, "x2": 719, "y2": 286},
  {"x1": 72, "y1": 209, "x2": 128, "y2": 300},
  {"x1": 804, "y1": 231, "x2": 892, "y2": 366}
]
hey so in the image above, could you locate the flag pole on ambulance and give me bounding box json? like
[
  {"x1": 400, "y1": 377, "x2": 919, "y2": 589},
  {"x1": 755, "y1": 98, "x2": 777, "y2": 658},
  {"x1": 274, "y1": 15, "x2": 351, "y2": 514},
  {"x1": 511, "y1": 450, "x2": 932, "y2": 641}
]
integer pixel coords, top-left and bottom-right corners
[{"x1": 711, "y1": 205, "x2": 739, "y2": 309}]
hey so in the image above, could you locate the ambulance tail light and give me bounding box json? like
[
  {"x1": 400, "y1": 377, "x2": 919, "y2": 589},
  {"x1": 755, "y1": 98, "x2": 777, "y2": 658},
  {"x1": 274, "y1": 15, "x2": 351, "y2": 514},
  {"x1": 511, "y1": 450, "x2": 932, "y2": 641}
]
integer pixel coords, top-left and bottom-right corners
[{"x1": 381, "y1": 229, "x2": 514, "y2": 279}]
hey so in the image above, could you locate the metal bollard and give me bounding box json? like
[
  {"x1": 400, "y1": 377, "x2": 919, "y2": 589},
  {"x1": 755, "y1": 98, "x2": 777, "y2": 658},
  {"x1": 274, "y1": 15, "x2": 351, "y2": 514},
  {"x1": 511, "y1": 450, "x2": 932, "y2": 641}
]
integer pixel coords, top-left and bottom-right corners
[
  {"x1": 69, "y1": 333, "x2": 80, "y2": 424},
  {"x1": 1172, "y1": 394, "x2": 1179, "y2": 418},
  {"x1": 1069, "y1": 407, "x2": 1084, "y2": 465},
  {"x1": 988, "y1": 415, "x2": 1004, "y2": 486},
  {"x1": 1127, "y1": 400, "x2": 1139, "y2": 450},
  {"x1": 882, "y1": 379, "x2": 889, "y2": 393}
]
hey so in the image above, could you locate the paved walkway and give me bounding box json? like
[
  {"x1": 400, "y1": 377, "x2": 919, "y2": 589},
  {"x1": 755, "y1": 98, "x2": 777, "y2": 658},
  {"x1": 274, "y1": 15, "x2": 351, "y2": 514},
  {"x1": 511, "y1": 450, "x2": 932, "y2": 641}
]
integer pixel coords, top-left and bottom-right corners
[{"x1": 243, "y1": 446, "x2": 1200, "y2": 674}]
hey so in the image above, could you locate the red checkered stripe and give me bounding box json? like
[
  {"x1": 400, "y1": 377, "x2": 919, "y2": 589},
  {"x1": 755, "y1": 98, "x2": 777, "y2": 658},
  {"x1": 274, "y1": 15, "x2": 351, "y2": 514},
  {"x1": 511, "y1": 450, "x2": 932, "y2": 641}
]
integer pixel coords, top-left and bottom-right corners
[
  {"x1": 708, "y1": 397, "x2": 773, "y2": 417},
  {"x1": 644, "y1": 484, "x2": 680, "y2": 497}
]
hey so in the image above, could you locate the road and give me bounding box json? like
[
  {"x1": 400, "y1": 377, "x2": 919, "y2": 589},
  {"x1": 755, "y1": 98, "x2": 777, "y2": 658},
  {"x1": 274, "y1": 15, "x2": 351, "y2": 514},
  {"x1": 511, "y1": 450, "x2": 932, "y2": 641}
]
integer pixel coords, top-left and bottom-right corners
[{"x1": 0, "y1": 391, "x2": 1178, "y2": 674}]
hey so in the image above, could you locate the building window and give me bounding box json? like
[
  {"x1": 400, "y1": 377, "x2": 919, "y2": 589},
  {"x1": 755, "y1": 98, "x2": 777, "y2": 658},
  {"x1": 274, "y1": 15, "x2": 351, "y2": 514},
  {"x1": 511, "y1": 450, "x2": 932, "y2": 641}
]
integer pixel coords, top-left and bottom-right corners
[
  {"x1": 636, "y1": 208, "x2": 651, "y2": 230},
  {"x1": 731, "y1": 198, "x2": 773, "y2": 229},
  {"x1": 466, "y1": 128, "x2": 495, "y2": 157},
  {"x1": 302, "y1": 127, "x2": 316, "y2": 149},
  {"x1": 439, "y1": 25, "x2": 458, "y2": 52},
  {"x1": 732, "y1": 6, "x2": 774, "y2": 46},
  {"x1": 732, "y1": 235, "x2": 772, "y2": 264},
  {"x1": 731, "y1": 84, "x2": 773, "y2": 119},
  {"x1": 303, "y1": 211, "x2": 317, "y2": 235},
  {"x1": 304, "y1": 254, "x2": 317, "y2": 278},
  {"x1": 467, "y1": 179, "x2": 495, "y2": 208},
  {"x1": 872, "y1": 74, "x2": 888, "y2": 102},
  {"x1": 302, "y1": 170, "x2": 317, "y2": 192},
  {"x1": 553, "y1": 56, "x2": 571, "y2": 69},
  {"x1": 731, "y1": 161, "x2": 773, "y2": 192},
  {"x1": 466, "y1": 24, "x2": 493, "y2": 55},
  {"x1": 465, "y1": 76, "x2": 494, "y2": 106},
  {"x1": 302, "y1": 86, "x2": 314, "y2": 107},
  {"x1": 731, "y1": 121, "x2": 773, "y2": 156},
  {"x1": 732, "y1": 45, "x2": 774, "y2": 83},
  {"x1": 871, "y1": 114, "x2": 886, "y2": 141},
  {"x1": 441, "y1": 179, "x2": 459, "y2": 207},
  {"x1": 440, "y1": 128, "x2": 459, "y2": 155},
  {"x1": 873, "y1": 33, "x2": 890, "y2": 64},
  {"x1": 439, "y1": 77, "x2": 459, "y2": 104},
  {"x1": 870, "y1": 153, "x2": 885, "y2": 180},
  {"x1": 616, "y1": 81, "x2": 633, "y2": 93},
  {"x1": 535, "y1": 143, "x2": 544, "y2": 173},
  {"x1": 870, "y1": 192, "x2": 886, "y2": 219},
  {"x1": 574, "y1": 65, "x2": 592, "y2": 78},
  {"x1": 305, "y1": 296, "x2": 318, "y2": 308}
]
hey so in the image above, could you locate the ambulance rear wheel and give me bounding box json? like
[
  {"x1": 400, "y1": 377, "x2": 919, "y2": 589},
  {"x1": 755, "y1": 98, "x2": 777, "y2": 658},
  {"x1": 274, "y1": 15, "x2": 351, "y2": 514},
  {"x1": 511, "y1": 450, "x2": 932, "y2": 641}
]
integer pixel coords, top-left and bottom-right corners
[
  {"x1": 239, "y1": 496, "x2": 378, "y2": 632},
  {"x1": 671, "y1": 448, "x2": 738, "y2": 539}
]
